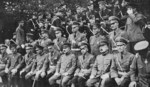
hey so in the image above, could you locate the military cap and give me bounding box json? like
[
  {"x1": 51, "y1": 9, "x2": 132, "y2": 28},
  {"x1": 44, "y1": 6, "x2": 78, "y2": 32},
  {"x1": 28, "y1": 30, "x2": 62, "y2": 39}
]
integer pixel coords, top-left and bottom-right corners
[
  {"x1": 63, "y1": 42, "x2": 71, "y2": 48},
  {"x1": 98, "y1": 1, "x2": 106, "y2": 5},
  {"x1": 115, "y1": 37, "x2": 129, "y2": 44},
  {"x1": 109, "y1": 16, "x2": 120, "y2": 21},
  {"x1": 25, "y1": 44, "x2": 33, "y2": 49},
  {"x1": 134, "y1": 40, "x2": 149, "y2": 51},
  {"x1": 98, "y1": 40, "x2": 109, "y2": 47},
  {"x1": 72, "y1": 21, "x2": 80, "y2": 26},
  {"x1": 55, "y1": 12, "x2": 63, "y2": 17},
  {"x1": 0, "y1": 44, "x2": 7, "y2": 49},
  {"x1": 41, "y1": 30, "x2": 49, "y2": 34},
  {"x1": 80, "y1": 42, "x2": 89, "y2": 47},
  {"x1": 26, "y1": 33, "x2": 34, "y2": 37},
  {"x1": 126, "y1": 3, "x2": 138, "y2": 9},
  {"x1": 55, "y1": 27, "x2": 63, "y2": 32},
  {"x1": 13, "y1": 32, "x2": 16, "y2": 35},
  {"x1": 35, "y1": 45, "x2": 44, "y2": 50}
]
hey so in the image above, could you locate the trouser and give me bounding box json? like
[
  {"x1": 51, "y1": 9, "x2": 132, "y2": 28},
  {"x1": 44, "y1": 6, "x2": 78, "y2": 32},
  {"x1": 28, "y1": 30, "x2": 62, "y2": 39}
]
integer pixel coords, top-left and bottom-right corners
[
  {"x1": 20, "y1": 71, "x2": 33, "y2": 87},
  {"x1": 49, "y1": 74, "x2": 72, "y2": 87},
  {"x1": 71, "y1": 76, "x2": 88, "y2": 87}
]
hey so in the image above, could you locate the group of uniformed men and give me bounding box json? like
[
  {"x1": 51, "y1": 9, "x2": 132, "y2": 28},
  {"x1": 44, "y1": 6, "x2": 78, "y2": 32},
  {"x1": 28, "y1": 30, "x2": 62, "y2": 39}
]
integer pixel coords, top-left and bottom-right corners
[{"x1": 0, "y1": 0, "x2": 150, "y2": 87}]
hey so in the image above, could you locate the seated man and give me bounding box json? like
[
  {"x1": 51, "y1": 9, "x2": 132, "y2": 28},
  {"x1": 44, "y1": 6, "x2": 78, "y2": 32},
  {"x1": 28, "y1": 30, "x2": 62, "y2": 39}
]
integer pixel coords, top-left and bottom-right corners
[
  {"x1": 71, "y1": 42, "x2": 95, "y2": 87},
  {"x1": 40, "y1": 42, "x2": 60, "y2": 87},
  {"x1": 129, "y1": 40, "x2": 150, "y2": 87},
  {"x1": 19, "y1": 44, "x2": 36, "y2": 87},
  {"x1": 25, "y1": 45, "x2": 47, "y2": 87},
  {"x1": 5, "y1": 44, "x2": 23, "y2": 87},
  {"x1": 110, "y1": 37, "x2": 134, "y2": 87},
  {"x1": 48, "y1": 43, "x2": 76, "y2": 87},
  {"x1": 0, "y1": 44, "x2": 10, "y2": 87},
  {"x1": 86, "y1": 40, "x2": 113, "y2": 87}
]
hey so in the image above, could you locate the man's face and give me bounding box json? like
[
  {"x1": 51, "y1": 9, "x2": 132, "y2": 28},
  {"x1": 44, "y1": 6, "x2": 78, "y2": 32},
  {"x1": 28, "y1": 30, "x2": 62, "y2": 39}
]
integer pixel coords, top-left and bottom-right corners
[
  {"x1": 116, "y1": 42, "x2": 126, "y2": 53},
  {"x1": 55, "y1": 31, "x2": 62, "y2": 38},
  {"x1": 32, "y1": 15, "x2": 37, "y2": 19},
  {"x1": 92, "y1": 26, "x2": 100, "y2": 35},
  {"x1": 99, "y1": 4, "x2": 105, "y2": 9},
  {"x1": 35, "y1": 48, "x2": 42, "y2": 54},
  {"x1": 11, "y1": 47, "x2": 17, "y2": 54},
  {"x1": 72, "y1": 25, "x2": 79, "y2": 33},
  {"x1": 25, "y1": 47, "x2": 32, "y2": 54},
  {"x1": 110, "y1": 20, "x2": 119, "y2": 30},
  {"x1": 20, "y1": 22, "x2": 24, "y2": 26},
  {"x1": 48, "y1": 45, "x2": 54, "y2": 53},
  {"x1": 42, "y1": 33, "x2": 49, "y2": 39},
  {"x1": 5, "y1": 40, "x2": 10, "y2": 46},
  {"x1": 63, "y1": 46, "x2": 70, "y2": 54},
  {"x1": 99, "y1": 44, "x2": 108, "y2": 53},
  {"x1": 80, "y1": 46, "x2": 88, "y2": 55},
  {"x1": 0, "y1": 47, "x2": 6, "y2": 54}
]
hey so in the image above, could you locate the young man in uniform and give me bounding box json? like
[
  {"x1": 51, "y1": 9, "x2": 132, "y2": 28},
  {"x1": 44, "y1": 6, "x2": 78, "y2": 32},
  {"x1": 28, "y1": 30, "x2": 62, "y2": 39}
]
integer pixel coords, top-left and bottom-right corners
[
  {"x1": 110, "y1": 37, "x2": 134, "y2": 87},
  {"x1": 48, "y1": 43, "x2": 76, "y2": 87},
  {"x1": 5, "y1": 44, "x2": 23, "y2": 87},
  {"x1": 129, "y1": 40, "x2": 150, "y2": 87},
  {"x1": 86, "y1": 40, "x2": 112, "y2": 87},
  {"x1": 71, "y1": 42, "x2": 95, "y2": 87},
  {"x1": 0, "y1": 45, "x2": 9, "y2": 87},
  {"x1": 19, "y1": 44, "x2": 36, "y2": 87}
]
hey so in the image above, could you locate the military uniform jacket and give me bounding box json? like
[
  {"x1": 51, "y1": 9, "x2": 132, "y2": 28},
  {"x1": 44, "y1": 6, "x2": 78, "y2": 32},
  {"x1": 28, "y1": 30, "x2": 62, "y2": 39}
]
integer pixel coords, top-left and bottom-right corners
[
  {"x1": 0, "y1": 52, "x2": 9, "y2": 70},
  {"x1": 6, "y1": 53, "x2": 22, "y2": 71},
  {"x1": 130, "y1": 52, "x2": 150, "y2": 87},
  {"x1": 75, "y1": 53, "x2": 95, "y2": 76},
  {"x1": 68, "y1": 31, "x2": 87, "y2": 48},
  {"x1": 42, "y1": 50, "x2": 60, "y2": 72},
  {"x1": 91, "y1": 53, "x2": 112, "y2": 77},
  {"x1": 18, "y1": 53, "x2": 36, "y2": 72},
  {"x1": 126, "y1": 13, "x2": 145, "y2": 42},
  {"x1": 53, "y1": 37, "x2": 67, "y2": 51},
  {"x1": 56, "y1": 53, "x2": 77, "y2": 75},
  {"x1": 111, "y1": 52, "x2": 134, "y2": 78},
  {"x1": 109, "y1": 29, "x2": 129, "y2": 48},
  {"x1": 31, "y1": 53, "x2": 47, "y2": 72},
  {"x1": 90, "y1": 34, "x2": 107, "y2": 56}
]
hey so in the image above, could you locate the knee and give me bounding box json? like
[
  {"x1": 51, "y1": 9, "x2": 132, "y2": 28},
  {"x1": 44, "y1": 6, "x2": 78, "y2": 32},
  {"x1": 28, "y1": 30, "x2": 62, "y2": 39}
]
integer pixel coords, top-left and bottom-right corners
[
  {"x1": 48, "y1": 77, "x2": 55, "y2": 85},
  {"x1": 86, "y1": 79, "x2": 93, "y2": 87}
]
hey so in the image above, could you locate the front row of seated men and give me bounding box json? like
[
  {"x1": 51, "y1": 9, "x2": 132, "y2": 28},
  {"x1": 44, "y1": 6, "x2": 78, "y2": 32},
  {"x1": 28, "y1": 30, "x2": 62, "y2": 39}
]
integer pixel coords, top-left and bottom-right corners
[{"x1": 0, "y1": 37, "x2": 150, "y2": 87}]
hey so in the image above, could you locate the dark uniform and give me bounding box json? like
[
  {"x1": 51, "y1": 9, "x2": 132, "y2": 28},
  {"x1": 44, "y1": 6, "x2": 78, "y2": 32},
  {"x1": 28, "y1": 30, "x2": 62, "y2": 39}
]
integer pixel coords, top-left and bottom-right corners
[{"x1": 129, "y1": 40, "x2": 150, "y2": 87}]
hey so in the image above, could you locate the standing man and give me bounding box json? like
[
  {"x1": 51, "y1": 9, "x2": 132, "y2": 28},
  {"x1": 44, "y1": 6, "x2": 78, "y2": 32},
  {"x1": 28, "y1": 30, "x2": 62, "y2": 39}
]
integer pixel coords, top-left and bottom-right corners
[
  {"x1": 71, "y1": 42, "x2": 95, "y2": 87},
  {"x1": 129, "y1": 40, "x2": 150, "y2": 87},
  {"x1": 48, "y1": 43, "x2": 76, "y2": 87},
  {"x1": 86, "y1": 40, "x2": 113, "y2": 87},
  {"x1": 125, "y1": 3, "x2": 146, "y2": 54},
  {"x1": 110, "y1": 37, "x2": 134, "y2": 87},
  {"x1": 16, "y1": 20, "x2": 25, "y2": 47}
]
